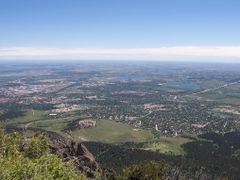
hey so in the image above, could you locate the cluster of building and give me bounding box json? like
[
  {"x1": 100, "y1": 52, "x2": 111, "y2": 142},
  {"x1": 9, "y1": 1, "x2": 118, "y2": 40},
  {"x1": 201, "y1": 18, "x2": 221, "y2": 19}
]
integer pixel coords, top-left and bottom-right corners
[
  {"x1": 144, "y1": 103, "x2": 166, "y2": 111},
  {"x1": 0, "y1": 82, "x2": 73, "y2": 97},
  {"x1": 52, "y1": 104, "x2": 87, "y2": 113}
]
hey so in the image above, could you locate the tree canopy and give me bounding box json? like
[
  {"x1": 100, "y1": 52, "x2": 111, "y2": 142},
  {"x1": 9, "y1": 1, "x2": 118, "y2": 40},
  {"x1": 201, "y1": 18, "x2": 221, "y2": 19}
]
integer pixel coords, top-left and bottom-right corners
[{"x1": 0, "y1": 130, "x2": 85, "y2": 179}]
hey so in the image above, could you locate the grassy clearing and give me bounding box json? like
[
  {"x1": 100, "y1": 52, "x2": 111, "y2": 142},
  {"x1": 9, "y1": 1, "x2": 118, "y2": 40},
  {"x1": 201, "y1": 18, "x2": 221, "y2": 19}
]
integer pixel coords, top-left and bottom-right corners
[
  {"x1": 3, "y1": 111, "x2": 155, "y2": 143},
  {"x1": 141, "y1": 136, "x2": 193, "y2": 156},
  {"x1": 5, "y1": 110, "x2": 48, "y2": 126},
  {"x1": 70, "y1": 119, "x2": 154, "y2": 144},
  {"x1": 3, "y1": 110, "x2": 194, "y2": 155},
  {"x1": 3, "y1": 110, "x2": 86, "y2": 137}
]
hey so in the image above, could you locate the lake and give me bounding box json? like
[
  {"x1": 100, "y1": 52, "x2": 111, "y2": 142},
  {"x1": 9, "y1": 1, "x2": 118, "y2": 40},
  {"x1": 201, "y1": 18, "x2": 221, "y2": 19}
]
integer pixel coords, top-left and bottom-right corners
[{"x1": 165, "y1": 81, "x2": 199, "y2": 90}]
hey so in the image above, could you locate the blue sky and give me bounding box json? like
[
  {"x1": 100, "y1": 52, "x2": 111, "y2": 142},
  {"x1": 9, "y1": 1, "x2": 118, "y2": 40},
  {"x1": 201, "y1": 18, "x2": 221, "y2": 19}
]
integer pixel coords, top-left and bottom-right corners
[{"x1": 0, "y1": 0, "x2": 240, "y2": 61}]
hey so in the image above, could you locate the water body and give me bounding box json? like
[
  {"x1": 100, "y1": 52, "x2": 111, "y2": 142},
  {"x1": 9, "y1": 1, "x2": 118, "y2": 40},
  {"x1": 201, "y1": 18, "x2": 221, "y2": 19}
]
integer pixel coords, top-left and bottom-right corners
[{"x1": 166, "y1": 81, "x2": 200, "y2": 90}]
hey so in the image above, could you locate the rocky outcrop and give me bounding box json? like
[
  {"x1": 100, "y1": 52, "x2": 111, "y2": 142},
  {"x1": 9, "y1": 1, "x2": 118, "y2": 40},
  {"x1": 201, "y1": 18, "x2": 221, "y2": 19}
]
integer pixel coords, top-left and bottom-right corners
[
  {"x1": 50, "y1": 140, "x2": 101, "y2": 179},
  {"x1": 79, "y1": 120, "x2": 96, "y2": 129}
]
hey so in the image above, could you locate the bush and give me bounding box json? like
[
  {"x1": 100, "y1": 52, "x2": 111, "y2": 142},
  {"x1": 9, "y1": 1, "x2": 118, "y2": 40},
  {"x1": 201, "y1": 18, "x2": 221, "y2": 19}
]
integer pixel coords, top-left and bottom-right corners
[{"x1": 0, "y1": 130, "x2": 85, "y2": 179}]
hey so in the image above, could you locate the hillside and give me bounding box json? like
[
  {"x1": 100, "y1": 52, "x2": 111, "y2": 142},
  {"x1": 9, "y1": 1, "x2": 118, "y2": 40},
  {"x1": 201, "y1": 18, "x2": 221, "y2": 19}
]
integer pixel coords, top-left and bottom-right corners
[{"x1": 1, "y1": 129, "x2": 239, "y2": 179}]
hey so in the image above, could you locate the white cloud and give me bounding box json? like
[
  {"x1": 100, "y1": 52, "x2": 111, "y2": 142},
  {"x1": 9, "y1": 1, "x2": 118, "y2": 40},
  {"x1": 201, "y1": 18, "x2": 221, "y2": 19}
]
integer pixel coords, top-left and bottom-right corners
[{"x1": 0, "y1": 46, "x2": 240, "y2": 62}]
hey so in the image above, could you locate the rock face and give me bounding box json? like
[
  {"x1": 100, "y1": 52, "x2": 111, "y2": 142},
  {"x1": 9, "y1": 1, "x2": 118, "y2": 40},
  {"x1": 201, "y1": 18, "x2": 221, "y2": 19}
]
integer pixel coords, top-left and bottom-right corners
[
  {"x1": 79, "y1": 120, "x2": 96, "y2": 129},
  {"x1": 50, "y1": 140, "x2": 101, "y2": 178}
]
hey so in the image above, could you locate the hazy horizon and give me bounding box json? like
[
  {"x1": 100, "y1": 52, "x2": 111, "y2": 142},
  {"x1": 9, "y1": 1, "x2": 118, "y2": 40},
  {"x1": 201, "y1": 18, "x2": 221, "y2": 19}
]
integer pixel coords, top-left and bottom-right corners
[{"x1": 1, "y1": 0, "x2": 240, "y2": 62}]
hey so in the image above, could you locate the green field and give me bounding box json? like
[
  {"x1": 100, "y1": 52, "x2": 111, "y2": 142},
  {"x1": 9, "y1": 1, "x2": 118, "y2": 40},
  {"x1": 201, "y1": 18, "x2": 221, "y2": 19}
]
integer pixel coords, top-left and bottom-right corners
[
  {"x1": 3, "y1": 110, "x2": 87, "y2": 137},
  {"x1": 141, "y1": 136, "x2": 193, "y2": 156},
  {"x1": 2, "y1": 109, "x2": 195, "y2": 155},
  {"x1": 70, "y1": 119, "x2": 154, "y2": 144},
  {"x1": 6, "y1": 110, "x2": 48, "y2": 125},
  {"x1": 2, "y1": 110, "x2": 154, "y2": 144}
]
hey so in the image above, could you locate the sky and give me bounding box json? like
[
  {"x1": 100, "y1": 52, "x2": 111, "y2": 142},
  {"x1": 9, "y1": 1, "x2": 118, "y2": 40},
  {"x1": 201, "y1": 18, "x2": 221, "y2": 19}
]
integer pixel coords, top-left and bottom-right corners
[{"x1": 0, "y1": 0, "x2": 240, "y2": 61}]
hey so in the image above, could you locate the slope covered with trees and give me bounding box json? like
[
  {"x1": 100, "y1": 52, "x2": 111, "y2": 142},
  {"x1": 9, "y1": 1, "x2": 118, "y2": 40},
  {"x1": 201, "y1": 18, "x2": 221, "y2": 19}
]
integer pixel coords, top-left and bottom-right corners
[{"x1": 0, "y1": 130, "x2": 85, "y2": 179}]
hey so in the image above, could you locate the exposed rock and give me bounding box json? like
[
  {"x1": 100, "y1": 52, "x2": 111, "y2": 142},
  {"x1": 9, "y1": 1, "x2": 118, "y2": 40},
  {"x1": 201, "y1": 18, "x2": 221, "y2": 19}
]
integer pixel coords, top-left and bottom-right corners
[
  {"x1": 79, "y1": 119, "x2": 96, "y2": 129},
  {"x1": 50, "y1": 140, "x2": 101, "y2": 179}
]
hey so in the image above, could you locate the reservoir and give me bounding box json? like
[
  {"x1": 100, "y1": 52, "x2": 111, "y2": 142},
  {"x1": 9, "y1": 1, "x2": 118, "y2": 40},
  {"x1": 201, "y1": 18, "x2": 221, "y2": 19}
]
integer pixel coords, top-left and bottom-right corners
[{"x1": 166, "y1": 81, "x2": 199, "y2": 90}]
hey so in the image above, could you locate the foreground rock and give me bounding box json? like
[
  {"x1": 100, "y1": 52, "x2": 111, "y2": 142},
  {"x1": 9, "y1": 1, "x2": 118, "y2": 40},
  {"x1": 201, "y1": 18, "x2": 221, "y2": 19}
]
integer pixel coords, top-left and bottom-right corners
[{"x1": 50, "y1": 140, "x2": 101, "y2": 179}]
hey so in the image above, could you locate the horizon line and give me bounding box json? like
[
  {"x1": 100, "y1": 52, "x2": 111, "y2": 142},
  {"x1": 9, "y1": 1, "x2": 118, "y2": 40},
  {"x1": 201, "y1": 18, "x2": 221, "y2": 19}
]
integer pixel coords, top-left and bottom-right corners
[{"x1": 1, "y1": 46, "x2": 240, "y2": 62}]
